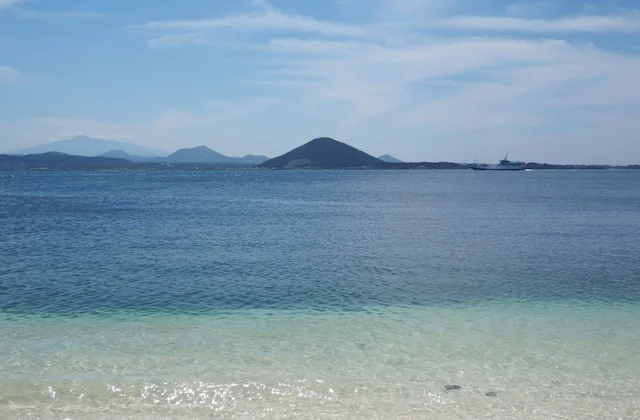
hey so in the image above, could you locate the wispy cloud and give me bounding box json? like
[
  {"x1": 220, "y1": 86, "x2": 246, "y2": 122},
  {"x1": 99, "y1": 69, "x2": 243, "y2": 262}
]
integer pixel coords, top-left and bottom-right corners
[
  {"x1": 0, "y1": 97, "x2": 287, "y2": 155},
  {"x1": 150, "y1": 98, "x2": 285, "y2": 133},
  {"x1": 142, "y1": 10, "x2": 364, "y2": 37},
  {"x1": 339, "y1": 0, "x2": 455, "y2": 19},
  {"x1": 0, "y1": 0, "x2": 21, "y2": 9},
  {"x1": 0, "y1": 65, "x2": 22, "y2": 84},
  {"x1": 435, "y1": 13, "x2": 640, "y2": 33},
  {"x1": 384, "y1": 0, "x2": 453, "y2": 13},
  {"x1": 146, "y1": 32, "x2": 211, "y2": 48},
  {"x1": 251, "y1": 35, "x2": 640, "y2": 127},
  {"x1": 505, "y1": 1, "x2": 556, "y2": 18},
  {"x1": 140, "y1": 7, "x2": 375, "y2": 51},
  {"x1": 13, "y1": 9, "x2": 106, "y2": 19}
]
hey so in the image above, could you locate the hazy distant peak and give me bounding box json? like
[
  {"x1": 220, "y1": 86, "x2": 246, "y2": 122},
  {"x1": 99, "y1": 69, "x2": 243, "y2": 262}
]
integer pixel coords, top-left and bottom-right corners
[
  {"x1": 192, "y1": 145, "x2": 214, "y2": 151},
  {"x1": 71, "y1": 135, "x2": 94, "y2": 141},
  {"x1": 241, "y1": 154, "x2": 270, "y2": 160},
  {"x1": 378, "y1": 154, "x2": 403, "y2": 163},
  {"x1": 165, "y1": 145, "x2": 227, "y2": 163},
  {"x1": 98, "y1": 149, "x2": 159, "y2": 162},
  {"x1": 100, "y1": 150, "x2": 131, "y2": 158},
  {"x1": 11, "y1": 136, "x2": 167, "y2": 157}
]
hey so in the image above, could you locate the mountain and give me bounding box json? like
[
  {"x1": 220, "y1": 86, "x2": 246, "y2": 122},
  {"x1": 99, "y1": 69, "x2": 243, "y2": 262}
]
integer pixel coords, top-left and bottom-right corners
[
  {"x1": 0, "y1": 152, "x2": 133, "y2": 170},
  {"x1": 99, "y1": 150, "x2": 158, "y2": 162},
  {"x1": 162, "y1": 146, "x2": 268, "y2": 164},
  {"x1": 378, "y1": 154, "x2": 403, "y2": 163},
  {"x1": 163, "y1": 146, "x2": 230, "y2": 163},
  {"x1": 259, "y1": 137, "x2": 383, "y2": 169},
  {"x1": 10, "y1": 135, "x2": 167, "y2": 157}
]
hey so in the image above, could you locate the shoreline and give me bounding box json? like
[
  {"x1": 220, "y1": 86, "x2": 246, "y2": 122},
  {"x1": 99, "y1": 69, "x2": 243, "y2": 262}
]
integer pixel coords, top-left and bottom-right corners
[{"x1": 2, "y1": 163, "x2": 639, "y2": 171}]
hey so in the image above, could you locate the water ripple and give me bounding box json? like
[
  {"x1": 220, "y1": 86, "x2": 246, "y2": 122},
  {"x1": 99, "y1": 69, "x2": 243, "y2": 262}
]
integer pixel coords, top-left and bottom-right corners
[{"x1": 1, "y1": 170, "x2": 640, "y2": 316}]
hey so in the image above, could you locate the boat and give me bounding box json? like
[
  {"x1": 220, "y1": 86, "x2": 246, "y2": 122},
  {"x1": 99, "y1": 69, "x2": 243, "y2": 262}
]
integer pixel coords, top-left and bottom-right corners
[{"x1": 471, "y1": 154, "x2": 526, "y2": 171}]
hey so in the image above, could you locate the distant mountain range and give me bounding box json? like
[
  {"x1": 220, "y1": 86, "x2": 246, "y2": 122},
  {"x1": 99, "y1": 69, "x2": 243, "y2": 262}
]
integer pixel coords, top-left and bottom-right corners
[
  {"x1": 11, "y1": 135, "x2": 167, "y2": 157},
  {"x1": 98, "y1": 150, "x2": 157, "y2": 162},
  {"x1": 0, "y1": 152, "x2": 266, "y2": 170},
  {"x1": 8, "y1": 136, "x2": 270, "y2": 165},
  {"x1": 2, "y1": 135, "x2": 636, "y2": 171},
  {"x1": 0, "y1": 152, "x2": 134, "y2": 170},
  {"x1": 164, "y1": 146, "x2": 268, "y2": 165},
  {"x1": 6, "y1": 135, "x2": 399, "y2": 167}
]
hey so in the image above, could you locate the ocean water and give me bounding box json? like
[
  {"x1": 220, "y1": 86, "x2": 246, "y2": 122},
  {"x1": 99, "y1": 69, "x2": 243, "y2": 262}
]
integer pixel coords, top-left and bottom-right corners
[{"x1": 1, "y1": 169, "x2": 639, "y2": 419}]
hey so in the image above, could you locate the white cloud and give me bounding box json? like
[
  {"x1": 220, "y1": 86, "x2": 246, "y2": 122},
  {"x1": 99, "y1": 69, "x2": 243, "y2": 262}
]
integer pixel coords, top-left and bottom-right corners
[
  {"x1": 435, "y1": 13, "x2": 640, "y2": 33},
  {"x1": 14, "y1": 9, "x2": 105, "y2": 19},
  {"x1": 146, "y1": 32, "x2": 211, "y2": 48},
  {"x1": 505, "y1": 1, "x2": 556, "y2": 18},
  {"x1": 253, "y1": 35, "x2": 640, "y2": 132},
  {"x1": 142, "y1": 10, "x2": 364, "y2": 37},
  {"x1": 140, "y1": 6, "x2": 381, "y2": 51}
]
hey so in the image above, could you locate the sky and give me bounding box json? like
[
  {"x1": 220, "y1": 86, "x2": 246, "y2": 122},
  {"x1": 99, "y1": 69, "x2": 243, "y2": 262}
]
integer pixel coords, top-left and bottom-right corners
[{"x1": 1, "y1": 0, "x2": 639, "y2": 164}]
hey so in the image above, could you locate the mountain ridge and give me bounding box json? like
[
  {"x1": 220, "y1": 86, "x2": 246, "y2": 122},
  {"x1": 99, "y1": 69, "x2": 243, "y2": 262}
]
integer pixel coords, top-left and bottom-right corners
[
  {"x1": 1, "y1": 150, "x2": 637, "y2": 171},
  {"x1": 162, "y1": 145, "x2": 269, "y2": 164},
  {"x1": 11, "y1": 135, "x2": 166, "y2": 157},
  {"x1": 99, "y1": 150, "x2": 157, "y2": 162},
  {"x1": 0, "y1": 151, "x2": 134, "y2": 170},
  {"x1": 8, "y1": 137, "x2": 270, "y2": 165},
  {"x1": 164, "y1": 145, "x2": 227, "y2": 163}
]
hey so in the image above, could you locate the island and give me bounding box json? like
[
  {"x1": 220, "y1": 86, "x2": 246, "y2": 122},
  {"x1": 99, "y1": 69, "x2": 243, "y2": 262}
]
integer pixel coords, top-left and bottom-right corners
[{"x1": 1, "y1": 136, "x2": 637, "y2": 171}]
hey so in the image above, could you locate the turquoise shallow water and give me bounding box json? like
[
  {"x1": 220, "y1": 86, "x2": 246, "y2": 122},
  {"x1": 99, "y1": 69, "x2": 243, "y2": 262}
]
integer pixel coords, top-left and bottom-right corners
[
  {"x1": 1, "y1": 170, "x2": 639, "y2": 418},
  {"x1": 1, "y1": 303, "x2": 639, "y2": 419}
]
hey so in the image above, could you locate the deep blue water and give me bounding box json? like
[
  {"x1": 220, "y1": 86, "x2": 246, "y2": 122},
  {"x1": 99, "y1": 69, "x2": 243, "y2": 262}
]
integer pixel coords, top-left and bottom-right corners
[{"x1": 1, "y1": 170, "x2": 639, "y2": 315}]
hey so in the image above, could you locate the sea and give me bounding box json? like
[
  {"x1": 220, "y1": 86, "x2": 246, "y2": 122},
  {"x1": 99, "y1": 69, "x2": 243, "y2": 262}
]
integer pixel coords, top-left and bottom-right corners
[{"x1": 1, "y1": 169, "x2": 639, "y2": 419}]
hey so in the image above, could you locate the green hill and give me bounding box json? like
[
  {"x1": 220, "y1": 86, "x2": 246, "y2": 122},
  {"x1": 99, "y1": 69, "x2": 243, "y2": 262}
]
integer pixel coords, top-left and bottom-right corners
[
  {"x1": 164, "y1": 146, "x2": 228, "y2": 163},
  {"x1": 162, "y1": 146, "x2": 269, "y2": 165},
  {"x1": 260, "y1": 137, "x2": 383, "y2": 169}
]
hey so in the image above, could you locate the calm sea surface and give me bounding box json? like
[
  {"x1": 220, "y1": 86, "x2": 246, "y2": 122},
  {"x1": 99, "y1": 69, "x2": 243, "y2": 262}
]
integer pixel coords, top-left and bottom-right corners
[{"x1": 1, "y1": 170, "x2": 639, "y2": 419}]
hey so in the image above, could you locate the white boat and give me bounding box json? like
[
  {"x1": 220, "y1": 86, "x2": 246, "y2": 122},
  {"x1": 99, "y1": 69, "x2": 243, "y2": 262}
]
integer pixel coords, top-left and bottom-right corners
[{"x1": 471, "y1": 154, "x2": 526, "y2": 171}]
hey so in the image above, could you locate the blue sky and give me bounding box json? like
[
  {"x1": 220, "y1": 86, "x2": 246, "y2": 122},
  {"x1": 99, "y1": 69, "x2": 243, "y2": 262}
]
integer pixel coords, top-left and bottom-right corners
[{"x1": 1, "y1": 0, "x2": 639, "y2": 163}]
